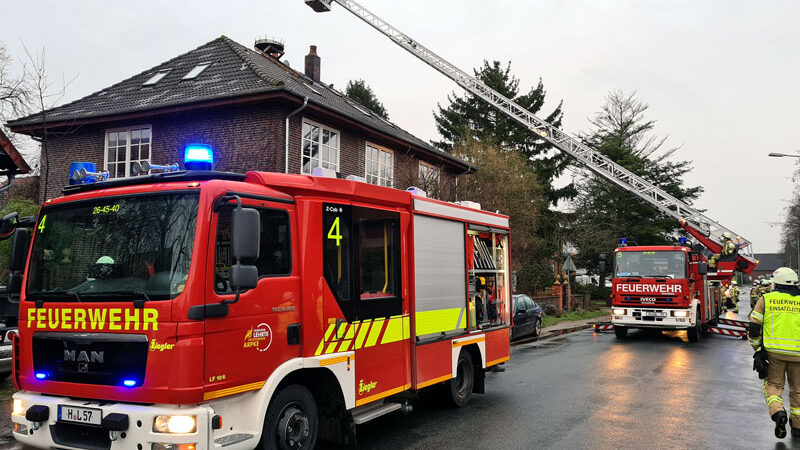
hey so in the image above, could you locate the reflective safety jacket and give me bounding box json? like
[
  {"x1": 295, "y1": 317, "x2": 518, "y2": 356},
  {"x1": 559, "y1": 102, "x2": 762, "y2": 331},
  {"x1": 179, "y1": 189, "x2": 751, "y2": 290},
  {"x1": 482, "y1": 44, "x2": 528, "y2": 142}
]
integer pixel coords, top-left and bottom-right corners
[
  {"x1": 759, "y1": 291, "x2": 800, "y2": 357},
  {"x1": 751, "y1": 286, "x2": 761, "y2": 300},
  {"x1": 722, "y1": 240, "x2": 737, "y2": 256}
]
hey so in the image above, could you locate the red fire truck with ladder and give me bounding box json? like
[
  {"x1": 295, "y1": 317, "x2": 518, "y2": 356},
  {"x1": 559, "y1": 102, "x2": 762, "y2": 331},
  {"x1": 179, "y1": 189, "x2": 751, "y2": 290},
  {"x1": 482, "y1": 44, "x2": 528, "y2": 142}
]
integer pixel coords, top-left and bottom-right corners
[
  {"x1": 302, "y1": 0, "x2": 758, "y2": 341},
  {"x1": 10, "y1": 153, "x2": 512, "y2": 449},
  {"x1": 604, "y1": 239, "x2": 751, "y2": 341}
]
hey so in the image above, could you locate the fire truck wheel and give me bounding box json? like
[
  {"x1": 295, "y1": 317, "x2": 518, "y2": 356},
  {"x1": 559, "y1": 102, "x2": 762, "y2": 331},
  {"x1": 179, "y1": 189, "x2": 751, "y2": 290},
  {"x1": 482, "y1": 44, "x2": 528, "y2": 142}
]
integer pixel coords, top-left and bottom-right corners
[
  {"x1": 614, "y1": 326, "x2": 628, "y2": 338},
  {"x1": 447, "y1": 351, "x2": 475, "y2": 408},
  {"x1": 687, "y1": 308, "x2": 701, "y2": 343},
  {"x1": 261, "y1": 384, "x2": 318, "y2": 450}
]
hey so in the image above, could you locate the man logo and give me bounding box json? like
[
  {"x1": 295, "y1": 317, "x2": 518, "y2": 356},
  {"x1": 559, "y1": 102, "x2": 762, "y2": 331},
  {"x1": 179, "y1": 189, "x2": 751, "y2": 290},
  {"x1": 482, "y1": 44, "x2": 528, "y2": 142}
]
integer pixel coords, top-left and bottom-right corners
[{"x1": 64, "y1": 350, "x2": 104, "y2": 364}]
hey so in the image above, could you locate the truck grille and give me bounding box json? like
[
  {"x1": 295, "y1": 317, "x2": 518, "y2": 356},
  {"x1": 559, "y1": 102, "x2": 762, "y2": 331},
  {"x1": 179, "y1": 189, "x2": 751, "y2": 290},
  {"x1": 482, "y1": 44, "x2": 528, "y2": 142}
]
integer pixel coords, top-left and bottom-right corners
[
  {"x1": 32, "y1": 332, "x2": 148, "y2": 386},
  {"x1": 50, "y1": 422, "x2": 111, "y2": 450}
]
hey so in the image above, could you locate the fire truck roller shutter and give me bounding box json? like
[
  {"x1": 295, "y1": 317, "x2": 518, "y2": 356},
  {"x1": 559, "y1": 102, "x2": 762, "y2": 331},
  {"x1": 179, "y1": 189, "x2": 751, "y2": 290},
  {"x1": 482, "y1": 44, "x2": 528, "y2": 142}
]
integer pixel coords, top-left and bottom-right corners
[{"x1": 414, "y1": 215, "x2": 468, "y2": 340}]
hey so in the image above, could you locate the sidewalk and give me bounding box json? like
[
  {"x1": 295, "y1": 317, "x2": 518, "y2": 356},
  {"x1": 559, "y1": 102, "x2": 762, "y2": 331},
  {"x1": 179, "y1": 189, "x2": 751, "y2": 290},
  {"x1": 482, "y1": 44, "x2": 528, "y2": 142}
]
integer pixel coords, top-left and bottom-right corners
[
  {"x1": 542, "y1": 307, "x2": 610, "y2": 333},
  {"x1": 512, "y1": 308, "x2": 610, "y2": 345}
]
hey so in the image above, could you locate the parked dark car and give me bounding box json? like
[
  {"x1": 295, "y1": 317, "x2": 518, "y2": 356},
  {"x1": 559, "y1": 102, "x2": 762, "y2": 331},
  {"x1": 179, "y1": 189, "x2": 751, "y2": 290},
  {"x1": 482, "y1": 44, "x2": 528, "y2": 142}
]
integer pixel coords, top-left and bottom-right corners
[{"x1": 511, "y1": 294, "x2": 544, "y2": 340}]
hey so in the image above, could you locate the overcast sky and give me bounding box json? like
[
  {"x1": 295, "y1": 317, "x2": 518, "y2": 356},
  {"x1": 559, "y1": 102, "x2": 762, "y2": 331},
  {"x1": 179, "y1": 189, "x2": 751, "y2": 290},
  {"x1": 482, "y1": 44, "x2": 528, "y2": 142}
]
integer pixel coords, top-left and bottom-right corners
[{"x1": 2, "y1": 0, "x2": 798, "y2": 253}]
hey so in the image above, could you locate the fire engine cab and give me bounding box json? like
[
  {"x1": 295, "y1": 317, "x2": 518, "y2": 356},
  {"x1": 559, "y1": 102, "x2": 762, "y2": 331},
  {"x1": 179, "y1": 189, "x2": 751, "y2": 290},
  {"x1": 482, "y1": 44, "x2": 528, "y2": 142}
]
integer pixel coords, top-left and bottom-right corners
[{"x1": 10, "y1": 147, "x2": 511, "y2": 450}]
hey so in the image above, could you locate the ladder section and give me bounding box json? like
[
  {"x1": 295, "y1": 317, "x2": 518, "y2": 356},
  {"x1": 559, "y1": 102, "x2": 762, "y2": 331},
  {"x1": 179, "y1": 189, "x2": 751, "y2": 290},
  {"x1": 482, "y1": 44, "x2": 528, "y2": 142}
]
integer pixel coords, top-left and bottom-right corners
[{"x1": 305, "y1": 0, "x2": 755, "y2": 262}]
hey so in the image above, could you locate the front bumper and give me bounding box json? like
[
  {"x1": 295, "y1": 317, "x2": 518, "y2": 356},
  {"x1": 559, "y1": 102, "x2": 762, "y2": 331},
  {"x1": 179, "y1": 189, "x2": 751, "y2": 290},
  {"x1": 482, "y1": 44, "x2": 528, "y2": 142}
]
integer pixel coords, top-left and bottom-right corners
[
  {"x1": 12, "y1": 391, "x2": 213, "y2": 450},
  {"x1": 611, "y1": 307, "x2": 694, "y2": 330}
]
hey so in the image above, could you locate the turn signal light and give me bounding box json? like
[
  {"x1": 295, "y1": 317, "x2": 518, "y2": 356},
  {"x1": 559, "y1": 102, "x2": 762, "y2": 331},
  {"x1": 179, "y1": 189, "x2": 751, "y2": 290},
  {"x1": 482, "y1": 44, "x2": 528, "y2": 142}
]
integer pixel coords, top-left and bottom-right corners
[{"x1": 612, "y1": 308, "x2": 626, "y2": 315}]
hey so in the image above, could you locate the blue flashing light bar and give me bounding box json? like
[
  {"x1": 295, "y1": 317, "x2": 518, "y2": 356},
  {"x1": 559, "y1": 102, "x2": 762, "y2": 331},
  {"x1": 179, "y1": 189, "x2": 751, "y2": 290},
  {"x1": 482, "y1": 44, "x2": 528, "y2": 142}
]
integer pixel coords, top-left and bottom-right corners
[
  {"x1": 679, "y1": 237, "x2": 688, "y2": 245},
  {"x1": 35, "y1": 372, "x2": 47, "y2": 380},
  {"x1": 122, "y1": 379, "x2": 137, "y2": 387},
  {"x1": 69, "y1": 162, "x2": 97, "y2": 185},
  {"x1": 184, "y1": 144, "x2": 214, "y2": 171},
  {"x1": 619, "y1": 238, "x2": 627, "y2": 246}
]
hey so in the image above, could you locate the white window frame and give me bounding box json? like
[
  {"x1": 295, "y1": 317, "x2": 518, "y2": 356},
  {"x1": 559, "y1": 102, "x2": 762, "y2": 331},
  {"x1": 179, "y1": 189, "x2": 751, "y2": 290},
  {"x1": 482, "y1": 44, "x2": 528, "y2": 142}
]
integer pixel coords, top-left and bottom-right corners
[
  {"x1": 365, "y1": 142, "x2": 394, "y2": 188},
  {"x1": 301, "y1": 119, "x2": 340, "y2": 175},
  {"x1": 418, "y1": 160, "x2": 440, "y2": 183},
  {"x1": 104, "y1": 125, "x2": 152, "y2": 178}
]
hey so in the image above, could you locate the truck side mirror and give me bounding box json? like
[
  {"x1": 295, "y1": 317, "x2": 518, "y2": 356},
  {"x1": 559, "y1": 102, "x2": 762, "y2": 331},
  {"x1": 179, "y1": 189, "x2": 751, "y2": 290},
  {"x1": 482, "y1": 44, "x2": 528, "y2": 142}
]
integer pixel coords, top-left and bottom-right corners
[
  {"x1": 0, "y1": 212, "x2": 18, "y2": 238},
  {"x1": 231, "y1": 207, "x2": 260, "y2": 260},
  {"x1": 230, "y1": 264, "x2": 258, "y2": 290},
  {"x1": 9, "y1": 228, "x2": 29, "y2": 272},
  {"x1": 697, "y1": 262, "x2": 708, "y2": 275},
  {"x1": 225, "y1": 206, "x2": 260, "y2": 303}
]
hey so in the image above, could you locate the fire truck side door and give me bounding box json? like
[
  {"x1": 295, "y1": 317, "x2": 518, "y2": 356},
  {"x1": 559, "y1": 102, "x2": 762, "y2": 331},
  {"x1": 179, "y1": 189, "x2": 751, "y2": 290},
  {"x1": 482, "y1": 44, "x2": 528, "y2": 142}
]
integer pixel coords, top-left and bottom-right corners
[
  {"x1": 203, "y1": 198, "x2": 301, "y2": 395},
  {"x1": 321, "y1": 203, "x2": 410, "y2": 407}
]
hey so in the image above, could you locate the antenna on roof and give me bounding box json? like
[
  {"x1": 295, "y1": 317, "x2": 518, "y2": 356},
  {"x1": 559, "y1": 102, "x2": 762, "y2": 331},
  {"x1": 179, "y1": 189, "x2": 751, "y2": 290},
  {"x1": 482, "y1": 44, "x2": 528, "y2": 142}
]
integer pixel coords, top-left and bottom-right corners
[{"x1": 254, "y1": 38, "x2": 285, "y2": 59}]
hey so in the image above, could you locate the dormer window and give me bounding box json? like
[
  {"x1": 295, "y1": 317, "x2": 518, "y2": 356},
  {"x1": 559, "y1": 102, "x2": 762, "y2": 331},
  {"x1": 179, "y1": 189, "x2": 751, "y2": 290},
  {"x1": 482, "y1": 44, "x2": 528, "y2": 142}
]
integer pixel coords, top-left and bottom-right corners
[
  {"x1": 183, "y1": 63, "x2": 211, "y2": 80},
  {"x1": 143, "y1": 70, "x2": 170, "y2": 86}
]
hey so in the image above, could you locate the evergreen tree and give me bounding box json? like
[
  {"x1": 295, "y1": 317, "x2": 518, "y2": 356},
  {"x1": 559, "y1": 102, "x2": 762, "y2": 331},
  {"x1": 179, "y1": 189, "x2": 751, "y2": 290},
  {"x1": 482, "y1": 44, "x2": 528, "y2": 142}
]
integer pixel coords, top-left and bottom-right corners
[
  {"x1": 434, "y1": 60, "x2": 572, "y2": 205},
  {"x1": 569, "y1": 90, "x2": 703, "y2": 270},
  {"x1": 345, "y1": 79, "x2": 389, "y2": 120}
]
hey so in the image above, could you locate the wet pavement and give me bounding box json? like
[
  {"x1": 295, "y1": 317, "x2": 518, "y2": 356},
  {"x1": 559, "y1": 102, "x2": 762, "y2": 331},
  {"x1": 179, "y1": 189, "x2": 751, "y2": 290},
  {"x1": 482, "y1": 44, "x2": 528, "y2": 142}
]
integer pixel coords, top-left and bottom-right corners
[
  {"x1": 2, "y1": 293, "x2": 798, "y2": 449},
  {"x1": 357, "y1": 297, "x2": 800, "y2": 449}
]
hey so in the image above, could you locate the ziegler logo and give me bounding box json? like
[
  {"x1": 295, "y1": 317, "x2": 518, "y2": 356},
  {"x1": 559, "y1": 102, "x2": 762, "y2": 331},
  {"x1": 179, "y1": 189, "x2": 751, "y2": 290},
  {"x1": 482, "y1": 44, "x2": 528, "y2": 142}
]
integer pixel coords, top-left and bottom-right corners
[
  {"x1": 149, "y1": 339, "x2": 175, "y2": 352},
  {"x1": 64, "y1": 350, "x2": 104, "y2": 364},
  {"x1": 358, "y1": 379, "x2": 377, "y2": 395}
]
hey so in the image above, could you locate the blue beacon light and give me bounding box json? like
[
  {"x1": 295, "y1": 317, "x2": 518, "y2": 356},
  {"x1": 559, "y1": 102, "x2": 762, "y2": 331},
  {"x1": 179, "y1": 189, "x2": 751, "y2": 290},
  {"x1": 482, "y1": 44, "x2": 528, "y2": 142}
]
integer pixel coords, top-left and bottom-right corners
[
  {"x1": 184, "y1": 144, "x2": 214, "y2": 171},
  {"x1": 619, "y1": 238, "x2": 627, "y2": 246},
  {"x1": 35, "y1": 372, "x2": 48, "y2": 380},
  {"x1": 679, "y1": 237, "x2": 688, "y2": 245},
  {"x1": 122, "y1": 379, "x2": 137, "y2": 387}
]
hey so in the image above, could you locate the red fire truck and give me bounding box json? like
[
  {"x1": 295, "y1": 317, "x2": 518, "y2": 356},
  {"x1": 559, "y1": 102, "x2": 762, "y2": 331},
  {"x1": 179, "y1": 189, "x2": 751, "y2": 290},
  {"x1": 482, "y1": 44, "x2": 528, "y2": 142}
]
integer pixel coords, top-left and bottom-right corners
[
  {"x1": 610, "y1": 241, "x2": 722, "y2": 342},
  {"x1": 10, "y1": 150, "x2": 512, "y2": 449}
]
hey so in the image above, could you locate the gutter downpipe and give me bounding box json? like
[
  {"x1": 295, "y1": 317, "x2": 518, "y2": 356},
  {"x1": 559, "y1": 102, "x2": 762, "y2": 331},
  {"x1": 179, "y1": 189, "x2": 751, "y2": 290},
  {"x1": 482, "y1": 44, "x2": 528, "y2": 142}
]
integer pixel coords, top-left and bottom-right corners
[{"x1": 285, "y1": 97, "x2": 309, "y2": 173}]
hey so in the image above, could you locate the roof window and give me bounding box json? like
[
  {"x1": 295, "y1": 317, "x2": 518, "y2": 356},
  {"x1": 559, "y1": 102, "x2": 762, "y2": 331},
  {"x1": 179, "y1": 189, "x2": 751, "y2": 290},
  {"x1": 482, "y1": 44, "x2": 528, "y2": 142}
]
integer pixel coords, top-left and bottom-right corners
[
  {"x1": 183, "y1": 63, "x2": 211, "y2": 80},
  {"x1": 143, "y1": 70, "x2": 171, "y2": 86}
]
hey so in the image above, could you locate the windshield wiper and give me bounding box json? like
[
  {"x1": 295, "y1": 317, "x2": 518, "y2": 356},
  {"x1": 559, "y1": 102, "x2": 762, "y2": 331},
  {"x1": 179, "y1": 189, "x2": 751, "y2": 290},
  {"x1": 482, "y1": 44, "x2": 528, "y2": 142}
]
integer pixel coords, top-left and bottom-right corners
[
  {"x1": 79, "y1": 290, "x2": 152, "y2": 308},
  {"x1": 28, "y1": 291, "x2": 82, "y2": 307},
  {"x1": 644, "y1": 274, "x2": 673, "y2": 279}
]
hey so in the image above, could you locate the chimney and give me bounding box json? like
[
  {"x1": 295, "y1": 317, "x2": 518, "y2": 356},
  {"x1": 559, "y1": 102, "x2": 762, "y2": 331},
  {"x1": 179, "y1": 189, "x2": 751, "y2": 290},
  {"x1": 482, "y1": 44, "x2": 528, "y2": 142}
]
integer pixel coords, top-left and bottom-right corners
[{"x1": 305, "y1": 45, "x2": 321, "y2": 83}]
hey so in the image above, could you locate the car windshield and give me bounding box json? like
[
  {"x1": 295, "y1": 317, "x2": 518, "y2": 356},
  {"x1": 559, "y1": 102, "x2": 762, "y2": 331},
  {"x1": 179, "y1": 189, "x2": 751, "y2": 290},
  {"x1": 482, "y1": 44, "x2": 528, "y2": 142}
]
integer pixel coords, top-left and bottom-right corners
[
  {"x1": 614, "y1": 250, "x2": 687, "y2": 279},
  {"x1": 27, "y1": 193, "x2": 199, "y2": 301}
]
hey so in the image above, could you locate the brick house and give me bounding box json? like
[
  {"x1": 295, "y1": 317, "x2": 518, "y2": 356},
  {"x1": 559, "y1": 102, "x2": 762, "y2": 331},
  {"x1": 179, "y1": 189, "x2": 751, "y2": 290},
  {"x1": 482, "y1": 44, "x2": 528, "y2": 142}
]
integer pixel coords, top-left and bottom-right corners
[{"x1": 6, "y1": 36, "x2": 473, "y2": 202}]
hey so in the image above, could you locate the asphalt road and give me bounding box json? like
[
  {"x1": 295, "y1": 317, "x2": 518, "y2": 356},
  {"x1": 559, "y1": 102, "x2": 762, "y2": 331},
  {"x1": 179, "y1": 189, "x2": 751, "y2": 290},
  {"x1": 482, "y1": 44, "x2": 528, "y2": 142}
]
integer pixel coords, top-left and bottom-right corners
[
  {"x1": 2, "y1": 293, "x2": 798, "y2": 449},
  {"x1": 356, "y1": 296, "x2": 800, "y2": 450}
]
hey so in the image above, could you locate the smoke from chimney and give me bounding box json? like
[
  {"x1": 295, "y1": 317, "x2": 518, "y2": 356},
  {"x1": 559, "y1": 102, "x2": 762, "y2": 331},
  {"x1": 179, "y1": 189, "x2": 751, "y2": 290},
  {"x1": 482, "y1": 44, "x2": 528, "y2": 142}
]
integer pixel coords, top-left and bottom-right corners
[{"x1": 305, "y1": 45, "x2": 321, "y2": 83}]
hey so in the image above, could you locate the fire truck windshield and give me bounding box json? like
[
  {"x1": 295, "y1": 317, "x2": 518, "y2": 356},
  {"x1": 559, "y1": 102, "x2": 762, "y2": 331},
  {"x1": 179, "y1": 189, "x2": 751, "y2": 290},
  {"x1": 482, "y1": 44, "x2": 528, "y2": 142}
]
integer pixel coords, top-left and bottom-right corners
[
  {"x1": 614, "y1": 250, "x2": 687, "y2": 279},
  {"x1": 26, "y1": 193, "x2": 199, "y2": 301}
]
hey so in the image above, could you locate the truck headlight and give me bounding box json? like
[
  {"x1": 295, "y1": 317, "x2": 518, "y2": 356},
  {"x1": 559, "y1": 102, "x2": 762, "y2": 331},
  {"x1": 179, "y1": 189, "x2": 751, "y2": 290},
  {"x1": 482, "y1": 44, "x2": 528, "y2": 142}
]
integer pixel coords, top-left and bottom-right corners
[
  {"x1": 12, "y1": 399, "x2": 24, "y2": 416},
  {"x1": 672, "y1": 310, "x2": 690, "y2": 318},
  {"x1": 612, "y1": 308, "x2": 626, "y2": 315},
  {"x1": 153, "y1": 415, "x2": 197, "y2": 434}
]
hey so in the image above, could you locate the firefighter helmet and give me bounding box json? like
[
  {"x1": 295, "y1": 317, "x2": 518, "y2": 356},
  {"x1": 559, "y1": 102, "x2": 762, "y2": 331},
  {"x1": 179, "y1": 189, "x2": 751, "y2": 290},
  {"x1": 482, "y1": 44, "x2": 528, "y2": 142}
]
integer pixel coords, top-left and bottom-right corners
[
  {"x1": 731, "y1": 279, "x2": 737, "y2": 285},
  {"x1": 722, "y1": 231, "x2": 733, "y2": 240},
  {"x1": 771, "y1": 267, "x2": 799, "y2": 286}
]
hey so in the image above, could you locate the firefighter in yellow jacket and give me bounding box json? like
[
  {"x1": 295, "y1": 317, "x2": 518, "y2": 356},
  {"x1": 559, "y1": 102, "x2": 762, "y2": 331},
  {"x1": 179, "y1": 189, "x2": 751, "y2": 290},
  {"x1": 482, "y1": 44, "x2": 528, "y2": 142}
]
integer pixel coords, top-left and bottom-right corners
[
  {"x1": 749, "y1": 267, "x2": 800, "y2": 438},
  {"x1": 709, "y1": 231, "x2": 737, "y2": 269},
  {"x1": 751, "y1": 279, "x2": 762, "y2": 309}
]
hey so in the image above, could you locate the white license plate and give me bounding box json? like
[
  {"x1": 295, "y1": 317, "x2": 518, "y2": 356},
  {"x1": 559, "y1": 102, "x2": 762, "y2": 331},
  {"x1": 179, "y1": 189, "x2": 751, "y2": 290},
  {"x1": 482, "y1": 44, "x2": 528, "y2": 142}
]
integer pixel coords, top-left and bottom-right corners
[
  {"x1": 643, "y1": 311, "x2": 666, "y2": 317},
  {"x1": 58, "y1": 405, "x2": 102, "y2": 425}
]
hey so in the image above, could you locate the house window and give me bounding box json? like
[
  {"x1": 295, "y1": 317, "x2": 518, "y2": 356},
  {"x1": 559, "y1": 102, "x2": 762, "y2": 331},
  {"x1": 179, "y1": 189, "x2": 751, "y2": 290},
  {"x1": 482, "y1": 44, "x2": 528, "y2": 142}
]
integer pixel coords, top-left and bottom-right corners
[
  {"x1": 105, "y1": 126, "x2": 152, "y2": 178},
  {"x1": 418, "y1": 161, "x2": 440, "y2": 184},
  {"x1": 302, "y1": 121, "x2": 339, "y2": 174},
  {"x1": 365, "y1": 143, "x2": 394, "y2": 187}
]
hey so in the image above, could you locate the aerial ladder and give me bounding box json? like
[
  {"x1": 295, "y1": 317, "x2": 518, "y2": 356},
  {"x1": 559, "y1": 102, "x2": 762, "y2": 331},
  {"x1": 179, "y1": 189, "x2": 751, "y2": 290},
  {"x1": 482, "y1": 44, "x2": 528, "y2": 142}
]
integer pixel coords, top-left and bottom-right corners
[{"x1": 303, "y1": 0, "x2": 758, "y2": 277}]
